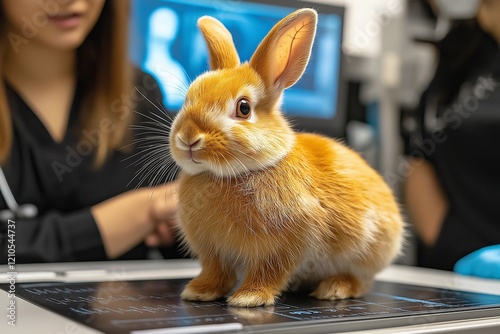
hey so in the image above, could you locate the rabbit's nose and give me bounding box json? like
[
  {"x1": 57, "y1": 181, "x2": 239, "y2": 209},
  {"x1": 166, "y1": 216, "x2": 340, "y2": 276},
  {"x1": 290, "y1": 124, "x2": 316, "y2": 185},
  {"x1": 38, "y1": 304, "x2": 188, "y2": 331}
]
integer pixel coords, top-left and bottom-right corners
[
  {"x1": 189, "y1": 138, "x2": 202, "y2": 149},
  {"x1": 176, "y1": 134, "x2": 204, "y2": 150}
]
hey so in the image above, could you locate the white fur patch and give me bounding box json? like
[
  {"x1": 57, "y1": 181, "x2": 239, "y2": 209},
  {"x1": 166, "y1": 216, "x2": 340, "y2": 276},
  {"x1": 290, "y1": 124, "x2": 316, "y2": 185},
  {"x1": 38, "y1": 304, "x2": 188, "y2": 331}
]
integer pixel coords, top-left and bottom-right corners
[
  {"x1": 357, "y1": 208, "x2": 378, "y2": 254},
  {"x1": 291, "y1": 247, "x2": 339, "y2": 288}
]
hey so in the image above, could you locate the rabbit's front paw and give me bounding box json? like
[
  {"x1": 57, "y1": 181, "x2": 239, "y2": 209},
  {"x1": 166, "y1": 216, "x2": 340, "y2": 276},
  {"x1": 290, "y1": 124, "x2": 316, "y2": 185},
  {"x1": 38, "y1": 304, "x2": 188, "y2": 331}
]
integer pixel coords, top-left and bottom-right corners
[{"x1": 228, "y1": 288, "x2": 276, "y2": 307}]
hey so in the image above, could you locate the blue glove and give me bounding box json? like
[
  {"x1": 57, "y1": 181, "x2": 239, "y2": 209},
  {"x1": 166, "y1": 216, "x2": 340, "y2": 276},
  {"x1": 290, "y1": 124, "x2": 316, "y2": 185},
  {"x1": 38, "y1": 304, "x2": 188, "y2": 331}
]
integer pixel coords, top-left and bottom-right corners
[{"x1": 454, "y1": 245, "x2": 500, "y2": 279}]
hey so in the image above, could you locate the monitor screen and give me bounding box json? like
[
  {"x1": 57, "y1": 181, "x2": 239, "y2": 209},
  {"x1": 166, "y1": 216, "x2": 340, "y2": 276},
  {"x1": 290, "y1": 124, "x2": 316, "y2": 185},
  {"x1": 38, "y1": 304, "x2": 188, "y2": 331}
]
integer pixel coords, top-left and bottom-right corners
[{"x1": 129, "y1": 0, "x2": 346, "y2": 137}]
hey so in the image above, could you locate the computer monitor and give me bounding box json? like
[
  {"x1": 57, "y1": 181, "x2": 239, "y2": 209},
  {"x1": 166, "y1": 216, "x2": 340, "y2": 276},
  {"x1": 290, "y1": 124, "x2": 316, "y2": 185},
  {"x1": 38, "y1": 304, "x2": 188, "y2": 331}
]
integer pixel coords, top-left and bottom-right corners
[{"x1": 129, "y1": 0, "x2": 346, "y2": 138}]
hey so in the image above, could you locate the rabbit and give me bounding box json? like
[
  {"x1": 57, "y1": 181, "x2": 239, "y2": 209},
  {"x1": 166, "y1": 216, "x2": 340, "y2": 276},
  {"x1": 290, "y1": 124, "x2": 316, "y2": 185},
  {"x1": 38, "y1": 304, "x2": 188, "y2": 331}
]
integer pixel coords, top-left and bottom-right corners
[{"x1": 169, "y1": 8, "x2": 404, "y2": 308}]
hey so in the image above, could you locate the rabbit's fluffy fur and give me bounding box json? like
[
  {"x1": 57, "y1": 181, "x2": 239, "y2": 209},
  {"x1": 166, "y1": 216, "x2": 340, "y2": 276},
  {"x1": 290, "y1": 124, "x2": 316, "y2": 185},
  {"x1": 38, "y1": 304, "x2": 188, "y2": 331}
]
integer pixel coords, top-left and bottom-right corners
[{"x1": 169, "y1": 9, "x2": 404, "y2": 307}]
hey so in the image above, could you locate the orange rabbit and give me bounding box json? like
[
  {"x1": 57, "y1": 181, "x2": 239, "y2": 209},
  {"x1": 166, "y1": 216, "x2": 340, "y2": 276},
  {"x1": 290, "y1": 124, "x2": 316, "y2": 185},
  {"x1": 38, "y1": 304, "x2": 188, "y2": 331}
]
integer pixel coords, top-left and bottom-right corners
[{"x1": 169, "y1": 8, "x2": 404, "y2": 307}]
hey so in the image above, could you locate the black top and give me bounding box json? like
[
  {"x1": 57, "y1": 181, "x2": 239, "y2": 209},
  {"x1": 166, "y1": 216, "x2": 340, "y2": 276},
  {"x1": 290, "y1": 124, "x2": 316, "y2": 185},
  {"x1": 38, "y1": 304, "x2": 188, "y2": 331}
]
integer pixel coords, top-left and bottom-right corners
[
  {"x1": 405, "y1": 25, "x2": 500, "y2": 271},
  {"x1": 0, "y1": 70, "x2": 183, "y2": 263}
]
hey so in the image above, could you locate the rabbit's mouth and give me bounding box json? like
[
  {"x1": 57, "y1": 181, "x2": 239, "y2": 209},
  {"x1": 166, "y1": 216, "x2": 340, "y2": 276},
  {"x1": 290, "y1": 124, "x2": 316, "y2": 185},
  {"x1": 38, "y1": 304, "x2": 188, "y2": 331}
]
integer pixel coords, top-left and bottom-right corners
[{"x1": 189, "y1": 149, "x2": 202, "y2": 164}]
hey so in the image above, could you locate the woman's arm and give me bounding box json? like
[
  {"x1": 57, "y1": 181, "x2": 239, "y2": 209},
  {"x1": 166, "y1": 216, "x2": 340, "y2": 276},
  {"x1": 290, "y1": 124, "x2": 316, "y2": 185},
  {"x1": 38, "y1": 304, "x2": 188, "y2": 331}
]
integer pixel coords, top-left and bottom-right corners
[
  {"x1": 0, "y1": 209, "x2": 108, "y2": 263},
  {"x1": 91, "y1": 188, "x2": 155, "y2": 259},
  {"x1": 0, "y1": 184, "x2": 178, "y2": 263},
  {"x1": 404, "y1": 158, "x2": 449, "y2": 246}
]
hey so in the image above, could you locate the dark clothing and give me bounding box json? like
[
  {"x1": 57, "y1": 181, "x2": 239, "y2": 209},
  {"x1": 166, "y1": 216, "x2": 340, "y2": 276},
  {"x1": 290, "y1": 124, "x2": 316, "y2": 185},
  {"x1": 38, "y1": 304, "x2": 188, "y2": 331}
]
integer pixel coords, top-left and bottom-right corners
[
  {"x1": 405, "y1": 24, "x2": 500, "y2": 271},
  {"x1": 0, "y1": 70, "x2": 182, "y2": 263}
]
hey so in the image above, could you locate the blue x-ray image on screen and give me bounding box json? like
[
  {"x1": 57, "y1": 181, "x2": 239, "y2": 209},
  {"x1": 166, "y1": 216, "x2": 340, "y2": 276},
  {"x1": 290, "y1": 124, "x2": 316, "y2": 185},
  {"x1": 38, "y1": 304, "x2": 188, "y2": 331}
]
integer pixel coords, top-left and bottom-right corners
[{"x1": 129, "y1": 0, "x2": 343, "y2": 119}]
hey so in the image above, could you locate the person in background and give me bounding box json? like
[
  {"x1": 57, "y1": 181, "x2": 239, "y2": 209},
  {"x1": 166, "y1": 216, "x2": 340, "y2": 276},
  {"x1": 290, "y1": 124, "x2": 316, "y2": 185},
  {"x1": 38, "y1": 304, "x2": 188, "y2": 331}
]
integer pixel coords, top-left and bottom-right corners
[
  {"x1": 404, "y1": 0, "x2": 500, "y2": 278},
  {"x1": 0, "y1": 0, "x2": 182, "y2": 263}
]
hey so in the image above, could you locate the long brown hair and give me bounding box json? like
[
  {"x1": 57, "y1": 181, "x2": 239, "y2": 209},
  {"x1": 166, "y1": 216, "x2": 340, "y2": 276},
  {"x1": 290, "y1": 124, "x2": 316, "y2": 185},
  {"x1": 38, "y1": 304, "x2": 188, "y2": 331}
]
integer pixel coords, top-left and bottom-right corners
[{"x1": 0, "y1": 0, "x2": 133, "y2": 166}]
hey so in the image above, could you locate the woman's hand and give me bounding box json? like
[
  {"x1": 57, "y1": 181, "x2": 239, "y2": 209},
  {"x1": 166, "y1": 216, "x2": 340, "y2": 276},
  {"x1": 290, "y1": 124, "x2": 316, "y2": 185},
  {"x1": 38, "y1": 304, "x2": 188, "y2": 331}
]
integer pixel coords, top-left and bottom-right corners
[{"x1": 145, "y1": 182, "x2": 179, "y2": 247}]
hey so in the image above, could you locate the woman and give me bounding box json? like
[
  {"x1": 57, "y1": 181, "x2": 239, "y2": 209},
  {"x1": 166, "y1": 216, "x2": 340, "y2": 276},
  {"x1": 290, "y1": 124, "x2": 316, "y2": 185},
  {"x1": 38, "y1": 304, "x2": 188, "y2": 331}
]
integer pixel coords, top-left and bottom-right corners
[
  {"x1": 0, "y1": 0, "x2": 181, "y2": 263},
  {"x1": 404, "y1": 0, "x2": 500, "y2": 277}
]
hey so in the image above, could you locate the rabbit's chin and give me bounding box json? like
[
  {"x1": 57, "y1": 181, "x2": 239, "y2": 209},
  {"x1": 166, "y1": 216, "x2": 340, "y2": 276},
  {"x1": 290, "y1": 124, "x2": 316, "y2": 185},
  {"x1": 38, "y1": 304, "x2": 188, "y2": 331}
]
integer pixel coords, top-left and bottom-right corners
[{"x1": 176, "y1": 158, "x2": 251, "y2": 178}]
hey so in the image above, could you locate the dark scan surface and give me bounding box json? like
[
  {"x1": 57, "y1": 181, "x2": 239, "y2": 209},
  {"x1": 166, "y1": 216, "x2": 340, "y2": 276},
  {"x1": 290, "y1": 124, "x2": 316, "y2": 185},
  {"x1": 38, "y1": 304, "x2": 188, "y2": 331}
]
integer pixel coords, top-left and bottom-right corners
[{"x1": 4, "y1": 279, "x2": 500, "y2": 333}]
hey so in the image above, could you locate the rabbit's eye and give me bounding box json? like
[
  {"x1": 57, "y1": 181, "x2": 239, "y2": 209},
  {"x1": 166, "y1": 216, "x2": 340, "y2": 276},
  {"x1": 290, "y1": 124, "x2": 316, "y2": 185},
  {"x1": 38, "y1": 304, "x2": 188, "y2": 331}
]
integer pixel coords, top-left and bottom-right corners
[{"x1": 236, "y1": 98, "x2": 251, "y2": 119}]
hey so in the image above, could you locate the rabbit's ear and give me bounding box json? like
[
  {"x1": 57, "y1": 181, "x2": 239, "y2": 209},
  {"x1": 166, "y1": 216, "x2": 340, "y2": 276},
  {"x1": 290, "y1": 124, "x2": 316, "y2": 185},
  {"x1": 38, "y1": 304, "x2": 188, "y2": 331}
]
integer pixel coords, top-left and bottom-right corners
[
  {"x1": 250, "y1": 9, "x2": 317, "y2": 91},
  {"x1": 197, "y1": 16, "x2": 240, "y2": 70}
]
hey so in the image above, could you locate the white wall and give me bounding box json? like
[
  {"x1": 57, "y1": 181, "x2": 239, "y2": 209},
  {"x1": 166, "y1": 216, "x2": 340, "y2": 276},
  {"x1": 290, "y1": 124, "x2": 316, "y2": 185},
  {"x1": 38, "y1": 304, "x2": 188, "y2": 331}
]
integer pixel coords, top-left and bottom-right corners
[{"x1": 308, "y1": 0, "x2": 405, "y2": 58}]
